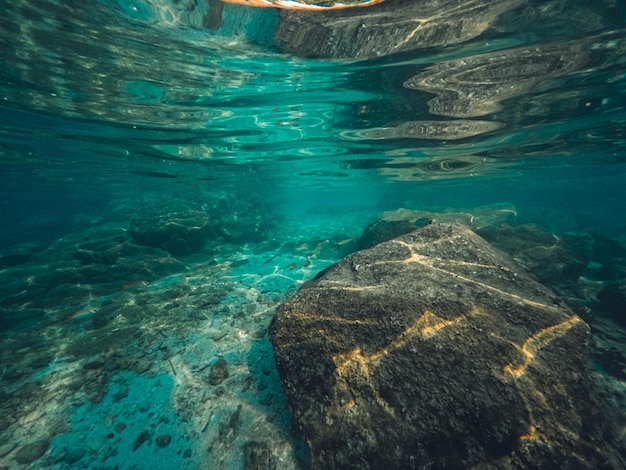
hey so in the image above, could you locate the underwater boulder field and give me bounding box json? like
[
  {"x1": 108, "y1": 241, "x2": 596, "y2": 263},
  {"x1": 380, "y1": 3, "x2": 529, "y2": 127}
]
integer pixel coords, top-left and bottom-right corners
[{"x1": 1, "y1": 0, "x2": 626, "y2": 468}]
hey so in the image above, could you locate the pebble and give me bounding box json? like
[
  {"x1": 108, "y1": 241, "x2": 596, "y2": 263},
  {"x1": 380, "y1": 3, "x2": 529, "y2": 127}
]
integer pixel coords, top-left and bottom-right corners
[
  {"x1": 209, "y1": 357, "x2": 229, "y2": 385},
  {"x1": 132, "y1": 430, "x2": 149, "y2": 451},
  {"x1": 156, "y1": 434, "x2": 171, "y2": 448}
]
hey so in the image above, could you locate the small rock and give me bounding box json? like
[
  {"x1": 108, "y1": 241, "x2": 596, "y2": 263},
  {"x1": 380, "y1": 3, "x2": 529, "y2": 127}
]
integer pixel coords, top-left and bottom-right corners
[
  {"x1": 65, "y1": 447, "x2": 86, "y2": 464},
  {"x1": 113, "y1": 387, "x2": 129, "y2": 403},
  {"x1": 156, "y1": 435, "x2": 171, "y2": 448},
  {"x1": 209, "y1": 357, "x2": 229, "y2": 386},
  {"x1": 115, "y1": 422, "x2": 127, "y2": 433},
  {"x1": 218, "y1": 405, "x2": 242, "y2": 445},
  {"x1": 132, "y1": 430, "x2": 149, "y2": 451},
  {"x1": 83, "y1": 360, "x2": 105, "y2": 370},
  {"x1": 244, "y1": 441, "x2": 275, "y2": 470},
  {"x1": 14, "y1": 438, "x2": 50, "y2": 464},
  {"x1": 134, "y1": 359, "x2": 152, "y2": 374}
]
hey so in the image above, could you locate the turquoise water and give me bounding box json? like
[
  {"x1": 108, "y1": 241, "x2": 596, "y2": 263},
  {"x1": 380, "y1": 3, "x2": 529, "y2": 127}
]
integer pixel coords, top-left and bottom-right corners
[{"x1": 1, "y1": 0, "x2": 626, "y2": 468}]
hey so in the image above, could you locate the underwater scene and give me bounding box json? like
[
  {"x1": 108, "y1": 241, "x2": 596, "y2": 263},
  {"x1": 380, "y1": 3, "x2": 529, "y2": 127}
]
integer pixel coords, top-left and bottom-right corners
[{"x1": 2, "y1": 0, "x2": 626, "y2": 468}]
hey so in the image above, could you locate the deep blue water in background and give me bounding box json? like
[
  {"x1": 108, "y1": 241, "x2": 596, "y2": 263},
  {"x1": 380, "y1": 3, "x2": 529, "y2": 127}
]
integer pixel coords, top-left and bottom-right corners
[{"x1": 2, "y1": 0, "x2": 626, "y2": 468}]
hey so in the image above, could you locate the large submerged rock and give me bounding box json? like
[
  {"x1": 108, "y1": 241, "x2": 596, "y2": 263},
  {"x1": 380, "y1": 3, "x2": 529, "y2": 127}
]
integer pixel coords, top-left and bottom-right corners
[{"x1": 270, "y1": 223, "x2": 618, "y2": 468}]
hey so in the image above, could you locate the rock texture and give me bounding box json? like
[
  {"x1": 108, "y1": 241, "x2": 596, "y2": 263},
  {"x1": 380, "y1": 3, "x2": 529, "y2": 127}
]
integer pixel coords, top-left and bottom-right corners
[{"x1": 270, "y1": 223, "x2": 618, "y2": 468}]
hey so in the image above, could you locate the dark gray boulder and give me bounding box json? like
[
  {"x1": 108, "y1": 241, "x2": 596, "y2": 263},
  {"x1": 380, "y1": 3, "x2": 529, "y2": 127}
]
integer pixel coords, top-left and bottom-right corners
[{"x1": 270, "y1": 223, "x2": 620, "y2": 469}]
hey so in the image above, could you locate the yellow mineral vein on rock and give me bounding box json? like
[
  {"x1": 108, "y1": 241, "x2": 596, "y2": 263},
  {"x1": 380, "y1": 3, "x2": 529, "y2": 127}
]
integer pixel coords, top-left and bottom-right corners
[
  {"x1": 330, "y1": 308, "x2": 481, "y2": 412},
  {"x1": 503, "y1": 316, "x2": 583, "y2": 379},
  {"x1": 333, "y1": 308, "x2": 481, "y2": 371},
  {"x1": 375, "y1": 239, "x2": 560, "y2": 311}
]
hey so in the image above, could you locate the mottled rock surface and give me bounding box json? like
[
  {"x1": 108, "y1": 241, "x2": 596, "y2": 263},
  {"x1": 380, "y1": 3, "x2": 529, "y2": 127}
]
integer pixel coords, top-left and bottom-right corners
[{"x1": 270, "y1": 223, "x2": 619, "y2": 468}]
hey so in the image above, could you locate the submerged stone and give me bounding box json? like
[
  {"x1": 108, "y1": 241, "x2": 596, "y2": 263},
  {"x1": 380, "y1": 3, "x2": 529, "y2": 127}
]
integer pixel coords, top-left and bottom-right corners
[
  {"x1": 479, "y1": 223, "x2": 595, "y2": 286},
  {"x1": 358, "y1": 216, "x2": 430, "y2": 250},
  {"x1": 355, "y1": 206, "x2": 515, "y2": 253},
  {"x1": 14, "y1": 438, "x2": 50, "y2": 464},
  {"x1": 0, "y1": 242, "x2": 45, "y2": 268},
  {"x1": 129, "y1": 204, "x2": 210, "y2": 256},
  {"x1": 243, "y1": 441, "x2": 275, "y2": 470},
  {"x1": 64, "y1": 447, "x2": 86, "y2": 464},
  {"x1": 209, "y1": 357, "x2": 229, "y2": 385},
  {"x1": 598, "y1": 281, "x2": 626, "y2": 326},
  {"x1": 156, "y1": 434, "x2": 172, "y2": 448},
  {"x1": 270, "y1": 223, "x2": 619, "y2": 468},
  {"x1": 132, "y1": 429, "x2": 149, "y2": 451}
]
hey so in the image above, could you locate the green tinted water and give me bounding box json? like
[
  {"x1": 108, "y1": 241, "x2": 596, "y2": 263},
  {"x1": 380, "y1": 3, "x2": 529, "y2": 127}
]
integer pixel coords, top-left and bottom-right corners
[{"x1": 1, "y1": 0, "x2": 626, "y2": 468}]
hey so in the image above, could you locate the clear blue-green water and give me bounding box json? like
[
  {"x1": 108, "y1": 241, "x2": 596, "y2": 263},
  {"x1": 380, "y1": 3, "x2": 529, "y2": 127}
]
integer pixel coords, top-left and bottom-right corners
[{"x1": 1, "y1": 0, "x2": 626, "y2": 468}]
